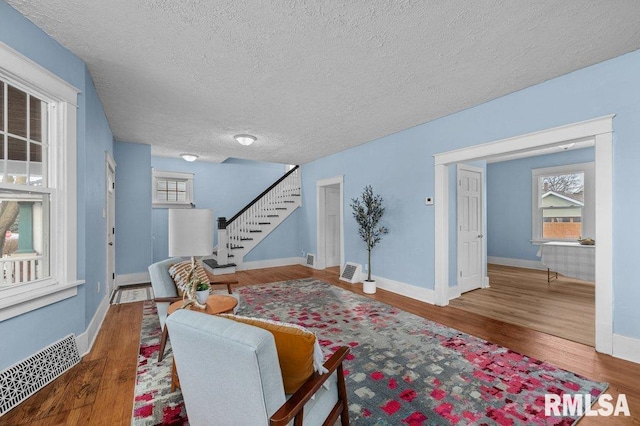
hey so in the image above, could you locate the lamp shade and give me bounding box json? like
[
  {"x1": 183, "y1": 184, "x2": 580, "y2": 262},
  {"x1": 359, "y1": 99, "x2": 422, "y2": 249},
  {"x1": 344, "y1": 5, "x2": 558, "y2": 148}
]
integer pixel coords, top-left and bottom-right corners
[{"x1": 168, "y1": 209, "x2": 214, "y2": 257}]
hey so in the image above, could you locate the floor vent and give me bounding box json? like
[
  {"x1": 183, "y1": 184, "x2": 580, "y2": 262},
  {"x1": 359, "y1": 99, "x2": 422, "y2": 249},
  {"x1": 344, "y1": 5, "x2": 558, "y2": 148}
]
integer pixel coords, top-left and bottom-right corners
[
  {"x1": 306, "y1": 253, "x2": 315, "y2": 267},
  {"x1": 0, "y1": 334, "x2": 80, "y2": 416},
  {"x1": 340, "y1": 262, "x2": 362, "y2": 283}
]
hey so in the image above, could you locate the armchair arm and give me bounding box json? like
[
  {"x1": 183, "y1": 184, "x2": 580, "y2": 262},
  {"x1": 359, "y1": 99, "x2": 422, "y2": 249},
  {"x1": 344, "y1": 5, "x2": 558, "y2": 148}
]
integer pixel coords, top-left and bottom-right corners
[
  {"x1": 209, "y1": 279, "x2": 239, "y2": 294},
  {"x1": 154, "y1": 296, "x2": 183, "y2": 303},
  {"x1": 270, "y1": 346, "x2": 350, "y2": 426}
]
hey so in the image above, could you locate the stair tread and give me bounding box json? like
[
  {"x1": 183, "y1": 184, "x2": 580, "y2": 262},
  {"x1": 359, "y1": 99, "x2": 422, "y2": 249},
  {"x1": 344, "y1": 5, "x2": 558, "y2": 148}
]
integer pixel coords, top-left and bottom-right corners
[{"x1": 203, "y1": 259, "x2": 237, "y2": 269}]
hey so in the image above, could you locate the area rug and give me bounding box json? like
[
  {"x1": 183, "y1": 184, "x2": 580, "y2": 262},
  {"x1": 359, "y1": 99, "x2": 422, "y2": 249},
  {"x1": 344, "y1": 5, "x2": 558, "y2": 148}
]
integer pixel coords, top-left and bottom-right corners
[
  {"x1": 132, "y1": 279, "x2": 608, "y2": 425},
  {"x1": 111, "y1": 285, "x2": 153, "y2": 305}
]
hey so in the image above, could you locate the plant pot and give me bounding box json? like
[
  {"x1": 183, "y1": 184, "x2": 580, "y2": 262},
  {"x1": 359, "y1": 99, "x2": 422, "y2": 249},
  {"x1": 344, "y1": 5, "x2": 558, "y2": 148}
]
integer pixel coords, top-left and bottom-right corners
[
  {"x1": 363, "y1": 280, "x2": 376, "y2": 294},
  {"x1": 196, "y1": 289, "x2": 210, "y2": 305}
]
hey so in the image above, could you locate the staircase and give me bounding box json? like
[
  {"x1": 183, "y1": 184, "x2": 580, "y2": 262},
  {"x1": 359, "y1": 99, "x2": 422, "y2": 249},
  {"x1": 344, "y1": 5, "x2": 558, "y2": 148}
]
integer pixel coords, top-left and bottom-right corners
[{"x1": 203, "y1": 166, "x2": 301, "y2": 275}]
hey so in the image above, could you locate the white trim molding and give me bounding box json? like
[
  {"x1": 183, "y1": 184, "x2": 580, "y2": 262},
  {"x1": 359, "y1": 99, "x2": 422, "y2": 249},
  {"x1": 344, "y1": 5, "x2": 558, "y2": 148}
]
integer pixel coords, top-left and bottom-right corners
[
  {"x1": 242, "y1": 257, "x2": 302, "y2": 271},
  {"x1": 0, "y1": 41, "x2": 81, "y2": 320},
  {"x1": 76, "y1": 293, "x2": 110, "y2": 357},
  {"x1": 316, "y1": 176, "x2": 345, "y2": 271},
  {"x1": 434, "y1": 115, "x2": 615, "y2": 355},
  {"x1": 612, "y1": 334, "x2": 640, "y2": 365},
  {"x1": 361, "y1": 273, "x2": 436, "y2": 305}
]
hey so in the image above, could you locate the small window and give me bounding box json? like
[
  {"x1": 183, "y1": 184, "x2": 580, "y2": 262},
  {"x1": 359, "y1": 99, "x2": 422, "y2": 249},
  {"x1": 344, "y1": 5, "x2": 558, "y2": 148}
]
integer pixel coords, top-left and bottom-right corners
[
  {"x1": 532, "y1": 163, "x2": 594, "y2": 243},
  {"x1": 152, "y1": 169, "x2": 194, "y2": 208}
]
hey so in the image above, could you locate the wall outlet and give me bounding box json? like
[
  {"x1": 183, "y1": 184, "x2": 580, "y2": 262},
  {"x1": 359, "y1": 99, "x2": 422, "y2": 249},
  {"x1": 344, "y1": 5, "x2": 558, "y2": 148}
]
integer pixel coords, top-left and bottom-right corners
[
  {"x1": 97, "y1": 281, "x2": 101, "y2": 293},
  {"x1": 301, "y1": 250, "x2": 306, "y2": 257},
  {"x1": 425, "y1": 196, "x2": 434, "y2": 205},
  {"x1": 363, "y1": 263, "x2": 368, "y2": 272}
]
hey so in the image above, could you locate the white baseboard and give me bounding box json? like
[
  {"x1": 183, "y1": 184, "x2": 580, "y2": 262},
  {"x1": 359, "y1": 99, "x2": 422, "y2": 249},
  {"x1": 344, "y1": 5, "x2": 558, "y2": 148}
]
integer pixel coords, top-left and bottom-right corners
[
  {"x1": 116, "y1": 271, "x2": 150, "y2": 287},
  {"x1": 449, "y1": 276, "x2": 489, "y2": 300},
  {"x1": 487, "y1": 256, "x2": 546, "y2": 271},
  {"x1": 242, "y1": 257, "x2": 302, "y2": 271},
  {"x1": 76, "y1": 293, "x2": 109, "y2": 357},
  {"x1": 448, "y1": 285, "x2": 461, "y2": 300},
  {"x1": 359, "y1": 272, "x2": 436, "y2": 304},
  {"x1": 612, "y1": 334, "x2": 640, "y2": 364}
]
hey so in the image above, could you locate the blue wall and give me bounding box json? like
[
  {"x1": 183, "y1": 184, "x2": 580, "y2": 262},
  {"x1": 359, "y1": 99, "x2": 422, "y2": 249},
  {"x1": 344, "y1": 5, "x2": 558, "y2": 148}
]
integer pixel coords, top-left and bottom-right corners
[
  {"x1": 114, "y1": 142, "x2": 153, "y2": 275},
  {"x1": 301, "y1": 49, "x2": 640, "y2": 340},
  {"x1": 0, "y1": 2, "x2": 114, "y2": 369},
  {"x1": 487, "y1": 148, "x2": 595, "y2": 262},
  {"x1": 132, "y1": 156, "x2": 300, "y2": 266}
]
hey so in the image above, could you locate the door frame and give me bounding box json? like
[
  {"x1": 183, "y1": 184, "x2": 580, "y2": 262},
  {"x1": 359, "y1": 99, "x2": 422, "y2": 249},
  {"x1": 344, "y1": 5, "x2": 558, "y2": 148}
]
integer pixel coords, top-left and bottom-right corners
[
  {"x1": 316, "y1": 176, "x2": 344, "y2": 270},
  {"x1": 456, "y1": 163, "x2": 487, "y2": 297},
  {"x1": 105, "y1": 152, "x2": 116, "y2": 298},
  {"x1": 433, "y1": 115, "x2": 614, "y2": 354}
]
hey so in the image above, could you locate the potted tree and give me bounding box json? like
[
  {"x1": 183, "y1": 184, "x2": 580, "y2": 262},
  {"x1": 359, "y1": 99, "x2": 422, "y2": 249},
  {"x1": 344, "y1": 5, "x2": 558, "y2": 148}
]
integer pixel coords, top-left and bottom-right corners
[{"x1": 350, "y1": 185, "x2": 388, "y2": 294}]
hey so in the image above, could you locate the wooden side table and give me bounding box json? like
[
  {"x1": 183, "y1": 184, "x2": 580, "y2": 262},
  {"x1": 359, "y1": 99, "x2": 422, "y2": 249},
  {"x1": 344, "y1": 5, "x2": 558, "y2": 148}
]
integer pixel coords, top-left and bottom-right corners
[{"x1": 166, "y1": 295, "x2": 238, "y2": 392}]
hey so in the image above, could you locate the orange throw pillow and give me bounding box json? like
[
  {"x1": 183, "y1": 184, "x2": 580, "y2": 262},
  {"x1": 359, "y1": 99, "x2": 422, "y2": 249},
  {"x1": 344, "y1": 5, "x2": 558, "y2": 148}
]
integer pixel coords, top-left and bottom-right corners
[{"x1": 220, "y1": 314, "x2": 326, "y2": 393}]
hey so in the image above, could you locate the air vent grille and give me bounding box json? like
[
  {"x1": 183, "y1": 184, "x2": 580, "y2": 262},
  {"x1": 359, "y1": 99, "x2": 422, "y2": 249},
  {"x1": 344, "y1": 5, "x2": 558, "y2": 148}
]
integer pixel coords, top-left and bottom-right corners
[
  {"x1": 340, "y1": 262, "x2": 362, "y2": 283},
  {"x1": 306, "y1": 253, "x2": 315, "y2": 267},
  {"x1": 0, "y1": 334, "x2": 80, "y2": 415}
]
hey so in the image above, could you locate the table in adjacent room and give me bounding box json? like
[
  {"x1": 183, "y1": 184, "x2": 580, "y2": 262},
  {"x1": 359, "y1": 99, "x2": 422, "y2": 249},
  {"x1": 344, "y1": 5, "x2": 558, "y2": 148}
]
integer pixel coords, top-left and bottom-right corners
[{"x1": 537, "y1": 241, "x2": 595, "y2": 283}]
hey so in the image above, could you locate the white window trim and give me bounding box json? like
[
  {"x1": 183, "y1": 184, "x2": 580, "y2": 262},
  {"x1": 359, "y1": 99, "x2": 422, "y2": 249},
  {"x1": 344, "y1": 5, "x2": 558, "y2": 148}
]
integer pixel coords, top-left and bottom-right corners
[
  {"x1": 0, "y1": 41, "x2": 82, "y2": 321},
  {"x1": 531, "y1": 162, "x2": 594, "y2": 244},
  {"x1": 152, "y1": 169, "x2": 194, "y2": 208}
]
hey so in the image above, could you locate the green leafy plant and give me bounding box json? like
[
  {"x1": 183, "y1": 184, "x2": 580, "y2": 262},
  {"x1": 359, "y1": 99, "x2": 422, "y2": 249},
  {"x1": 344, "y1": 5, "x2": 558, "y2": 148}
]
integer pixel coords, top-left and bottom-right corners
[
  {"x1": 195, "y1": 280, "x2": 210, "y2": 291},
  {"x1": 350, "y1": 185, "x2": 388, "y2": 282}
]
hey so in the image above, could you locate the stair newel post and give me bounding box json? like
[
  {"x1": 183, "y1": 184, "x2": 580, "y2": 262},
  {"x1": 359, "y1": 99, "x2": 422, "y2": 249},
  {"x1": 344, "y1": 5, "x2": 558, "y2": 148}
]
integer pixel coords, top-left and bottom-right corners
[{"x1": 217, "y1": 217, "x2": 229, "y2": 264}]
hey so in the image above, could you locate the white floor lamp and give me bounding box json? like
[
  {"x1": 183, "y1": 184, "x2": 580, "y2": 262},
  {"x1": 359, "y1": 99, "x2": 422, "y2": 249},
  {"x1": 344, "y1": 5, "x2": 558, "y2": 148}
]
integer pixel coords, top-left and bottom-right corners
[{"x1": 168, "y1": 208, "x2": 214, "y2": 308}]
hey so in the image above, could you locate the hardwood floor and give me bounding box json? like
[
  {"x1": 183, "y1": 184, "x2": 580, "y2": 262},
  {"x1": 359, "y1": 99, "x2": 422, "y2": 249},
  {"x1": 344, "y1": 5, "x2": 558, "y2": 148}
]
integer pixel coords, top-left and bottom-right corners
[
  {"x1": 3, "y1": 265, "x2": 639, "y2": 424},
  {"x1": 450, "y1": 264, "x2": 595, "y2": 346}
]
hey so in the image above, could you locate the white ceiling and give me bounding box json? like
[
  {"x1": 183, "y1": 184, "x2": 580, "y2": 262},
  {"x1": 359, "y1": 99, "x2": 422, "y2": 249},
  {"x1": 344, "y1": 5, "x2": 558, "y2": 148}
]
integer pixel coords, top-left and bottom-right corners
[{"x1": 8, "y1": 1, "x2": 640, "y2": 164}]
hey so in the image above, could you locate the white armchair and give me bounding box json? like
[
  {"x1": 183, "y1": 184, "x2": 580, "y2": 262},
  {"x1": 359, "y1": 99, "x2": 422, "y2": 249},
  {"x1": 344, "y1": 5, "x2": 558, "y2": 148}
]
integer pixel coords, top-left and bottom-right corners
[{"x1": 166, "y1": 309, "x2": 350, "y2": 426}]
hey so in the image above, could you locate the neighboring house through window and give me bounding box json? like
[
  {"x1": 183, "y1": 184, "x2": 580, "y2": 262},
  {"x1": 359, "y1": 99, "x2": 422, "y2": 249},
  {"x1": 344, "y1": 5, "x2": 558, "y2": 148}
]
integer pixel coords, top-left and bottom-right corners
[
  {"x1": 532, "y1": 162, "x2": 594, "y2": 243},
  {"x1": 0, "y1": 42, "x2": 80, "y2": 320}
]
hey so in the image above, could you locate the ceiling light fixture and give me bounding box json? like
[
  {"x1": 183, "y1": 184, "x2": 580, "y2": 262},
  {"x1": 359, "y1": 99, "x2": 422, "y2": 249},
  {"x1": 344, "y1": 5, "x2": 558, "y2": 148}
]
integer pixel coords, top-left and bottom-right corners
[
  {"x1": 234, "y1": 134, "x2": 257, "y2": 146},
  {"x1": 180, "y1": 153, "x2": 199, "y2": 162}
]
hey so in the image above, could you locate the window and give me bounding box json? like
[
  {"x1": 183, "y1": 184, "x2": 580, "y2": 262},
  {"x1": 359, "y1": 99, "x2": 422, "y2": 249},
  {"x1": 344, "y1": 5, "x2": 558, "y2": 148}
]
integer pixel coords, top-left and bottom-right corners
[
  {"x1": 0, "y1": 42, "x2": 79, "y2": 320},
  {"x1": 152, "y1": 169, "x2": 194, "y2": 208},
  {"x1": 0, "y1": 82, "x2": 50, "y2": 286},
  {"x1": 532, "y1": 162, "x2": 594, "y2": 243}
]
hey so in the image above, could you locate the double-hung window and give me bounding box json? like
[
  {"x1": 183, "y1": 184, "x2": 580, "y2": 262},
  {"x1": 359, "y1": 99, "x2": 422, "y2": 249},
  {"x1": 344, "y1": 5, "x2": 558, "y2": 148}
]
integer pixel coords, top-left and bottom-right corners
[
  {"x1": 0, "y1": 42, "x2": 80, "y2": 320},
  {"x1": 531, "y1": 162, "x2": 594, "y2": 243}
]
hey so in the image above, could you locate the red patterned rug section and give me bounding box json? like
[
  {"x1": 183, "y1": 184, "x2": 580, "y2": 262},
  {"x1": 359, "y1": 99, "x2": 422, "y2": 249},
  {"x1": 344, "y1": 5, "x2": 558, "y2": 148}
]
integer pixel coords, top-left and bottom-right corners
[
  {"x1": 132, "y1": 279, "x2": 608, "y2": 425},
  {"x1": 132, "y1": 302, "x2": 187, "y2": 425}
]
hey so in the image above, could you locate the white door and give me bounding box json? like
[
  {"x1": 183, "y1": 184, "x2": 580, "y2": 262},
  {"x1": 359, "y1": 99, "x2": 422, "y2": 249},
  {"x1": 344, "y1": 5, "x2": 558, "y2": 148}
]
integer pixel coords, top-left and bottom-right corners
[
  {"x1": 457, "y1": 165, "x2": 483, "y2": 293},
  {"x1": 324, "y1": 185, "x2": 341, "y2": 267},
  {"x1": 106, "y1": 155, "x2": 116, "y2": 296}
]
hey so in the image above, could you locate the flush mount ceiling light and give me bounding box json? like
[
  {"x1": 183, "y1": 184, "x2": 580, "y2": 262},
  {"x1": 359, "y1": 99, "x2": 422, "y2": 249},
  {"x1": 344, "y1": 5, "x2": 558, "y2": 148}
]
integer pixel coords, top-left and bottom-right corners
[
  {"x1": 180, "y1": 153, "x2": 199, "y2": 162},
  {"x1": 234, "y1": 134, "x2": 257, "y2": 146}
]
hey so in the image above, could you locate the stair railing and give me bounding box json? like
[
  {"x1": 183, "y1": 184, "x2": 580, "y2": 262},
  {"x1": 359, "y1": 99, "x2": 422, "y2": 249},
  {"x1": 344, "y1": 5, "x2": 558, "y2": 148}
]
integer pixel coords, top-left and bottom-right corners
[{"x1": 217, "y1": 166, "x2": 300, "y2": 265}]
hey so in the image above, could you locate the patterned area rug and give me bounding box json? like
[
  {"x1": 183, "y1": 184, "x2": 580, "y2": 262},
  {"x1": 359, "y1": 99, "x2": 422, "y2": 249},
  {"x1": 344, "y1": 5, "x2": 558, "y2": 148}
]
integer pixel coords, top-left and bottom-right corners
[{"x1": 132, "y1": 279, "x2": 608, "y2": 425}]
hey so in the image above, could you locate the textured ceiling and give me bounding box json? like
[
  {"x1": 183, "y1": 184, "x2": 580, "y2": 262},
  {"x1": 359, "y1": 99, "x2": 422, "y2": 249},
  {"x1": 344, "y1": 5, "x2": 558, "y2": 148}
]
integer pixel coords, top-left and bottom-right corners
[{"x1": 8, "y1": 1, "x2": 640, "y2": 164}]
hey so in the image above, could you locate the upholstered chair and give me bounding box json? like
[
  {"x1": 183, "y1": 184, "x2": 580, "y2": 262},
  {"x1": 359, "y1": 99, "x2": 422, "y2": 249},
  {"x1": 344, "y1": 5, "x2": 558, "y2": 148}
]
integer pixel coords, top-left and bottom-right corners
[
  {"x1": 166, "y1": 309, "x2": 350, "y2": 426},
  {"x1": 148, "y1": 257, "x2": 239, "y2": 361}
]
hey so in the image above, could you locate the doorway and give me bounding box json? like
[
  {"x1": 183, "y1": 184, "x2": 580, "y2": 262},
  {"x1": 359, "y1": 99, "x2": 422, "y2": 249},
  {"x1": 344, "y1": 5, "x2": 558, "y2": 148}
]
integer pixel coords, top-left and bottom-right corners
[
  {"x1": 457, "y1": 164, "x2": 485, "y2": 293},
  {"x1": 434, "y1": 115, "x2": 614, "y2": 354},
  {"x1": 106, "y1": 153, "x2": 116, "y2": 299},
  {"x1": 316, "y1": 176, "x2": 344, "y2": 270}
]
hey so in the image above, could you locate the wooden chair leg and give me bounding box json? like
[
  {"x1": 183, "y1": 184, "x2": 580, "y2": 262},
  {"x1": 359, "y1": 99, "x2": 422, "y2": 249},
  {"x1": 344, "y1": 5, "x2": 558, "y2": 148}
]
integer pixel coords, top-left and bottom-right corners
[
  {"x1": 226, "y1": 283, "x2": 232, "y2": 294},
  {"x1": 158, "y1": 326, "x2": 168, "y2": 362},
  {"x1": 337, "y1": 363, "x2": 349, "y2": 425}
]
